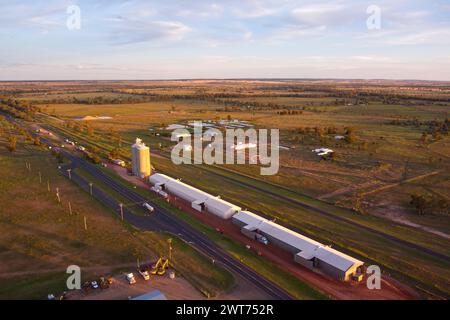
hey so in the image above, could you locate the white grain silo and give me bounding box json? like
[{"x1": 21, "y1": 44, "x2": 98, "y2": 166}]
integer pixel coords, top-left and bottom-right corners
[{"x1": 132, "y1": 138, "x2": 151, "y2": 178}]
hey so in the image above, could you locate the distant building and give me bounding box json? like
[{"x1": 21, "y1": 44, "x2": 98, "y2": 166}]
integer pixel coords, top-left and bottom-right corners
[
  {"x1": 312, "y1": 148, "x2": 334, "y2": 156},
  {"x1": 132, "y1": 138, "x2": 151, "y2": 178}
]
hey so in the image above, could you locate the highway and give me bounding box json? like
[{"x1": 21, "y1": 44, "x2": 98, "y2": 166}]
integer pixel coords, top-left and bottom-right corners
[{"x1": 57, "y1": 149, "x2": 294, "y2": 300}]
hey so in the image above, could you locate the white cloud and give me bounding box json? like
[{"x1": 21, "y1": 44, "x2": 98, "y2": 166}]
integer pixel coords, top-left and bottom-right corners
[
  {"x1": 109, "y1": 19, "x2": 190, "y2": 45},
  {"x1": 385, "y1": 28, "x2": 450, "y2": 45},
  {"x1": 291, "y1": 4, "x2": 347, "y2": 25}
]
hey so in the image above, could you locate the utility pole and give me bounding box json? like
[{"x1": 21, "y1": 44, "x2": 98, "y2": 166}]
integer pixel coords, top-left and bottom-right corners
[
  {"x1": 38, "y1": 171, "x2": 42, "y2": 183},
  {"x1": 68, "y1": 201, "x2": 72, "y2": 215},
  {"x1": 67, "y1": 169, "x2": 72, "y2": 180},
  {"x1": 47, "y1": 180, "x2": 50, "y2": 192},
  {"x1": 119, "y1": 203, "x2": 124, "y2": 221},
  {"x1": 56, "y1": 187, "x2": 61, "y2": 203},
  {"x1": 167, "y1": 238, "x2": 173, "y2": 261},
  {"x1": 89, "y1": 182, "x2": 93, "y2": 196},
  {"x1": 84, "y1": 216, "x2": 87, "y2": 231}
]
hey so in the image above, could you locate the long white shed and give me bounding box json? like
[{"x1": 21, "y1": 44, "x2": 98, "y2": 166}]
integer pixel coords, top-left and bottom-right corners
[
  {"x1": 149, "y1": 173, "x2": 241, "y2": 219},
  {"x1": 232, "y1": 210, "x2": 364, "y2": 281}
]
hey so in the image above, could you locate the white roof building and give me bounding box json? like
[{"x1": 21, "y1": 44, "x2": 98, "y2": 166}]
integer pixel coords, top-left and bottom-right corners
[
  {"x1": 232, "y1": 210, "x2": 363, "y2": 280},
  {"x1": 149, "y1": 173, "x2": 241, "y2": 219},
  {"x1": 312, "y1": 148, "x2": 334, "y2": 156}
]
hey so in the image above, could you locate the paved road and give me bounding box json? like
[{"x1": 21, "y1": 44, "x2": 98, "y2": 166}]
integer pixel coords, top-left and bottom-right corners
[{"x1": 58, "y1": 150, "x2": 293, "y2": 300}]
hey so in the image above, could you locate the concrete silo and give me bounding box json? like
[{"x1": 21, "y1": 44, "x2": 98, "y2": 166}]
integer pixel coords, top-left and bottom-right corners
[{"x1": 132, "y1": 138, "x2": 151, "y2": 178}]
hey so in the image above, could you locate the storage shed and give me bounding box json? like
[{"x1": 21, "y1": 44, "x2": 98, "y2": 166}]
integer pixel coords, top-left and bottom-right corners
[
  {"x1": 149, "y1": 173, "x2": 241, "y2": 219},
  {"x1": 232, "y1": 210, "x2": 364, "y2": 281}
]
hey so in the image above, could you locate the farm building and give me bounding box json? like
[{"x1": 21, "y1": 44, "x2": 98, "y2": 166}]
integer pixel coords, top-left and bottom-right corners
[
  {"x1": 149, "y1": 173, "x2": 241, "y2": 219},
  {"x1": 149, "y1": 173, "x2": 363, "y2": 281},
  {"x1": 232, "y1": 211, "x2": 364, "y2": 281}
]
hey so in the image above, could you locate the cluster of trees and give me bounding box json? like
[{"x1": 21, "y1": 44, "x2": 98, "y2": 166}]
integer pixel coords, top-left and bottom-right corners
[
  {"x1": 217, "y1": 99, "x2": 323, "y2": 113},
  {"x1": 34, "y1": 95, "x2": 161, "y2": 105},
  {"x1": 295, "y1": 126, "x2": 357, "y2": 144},
  {"x1": 410, "y1": 193, "x2": 449, "y2": 215},
  {"x1": 345, "y1": 127, "x2": 358, "y2": 144},
  {"x1": 390, "y1": 117, "x2": 449, "y2": 133},
  {"x1": 390, "y1": 118, "x2": 449, "y2": 143},
  {"x1": 426, "y1": 118, "x2": 449, "y2": 137},
  {"x1": 107, "y1": 127, "x2": 123, "y2": 146},
  {"x1": 1, "y1": 119, "x2": 44, "y2": 153},
  {"x1": 0, "y1": 98, "x2": 40, "y2": 121},
  {"x1": 277, "y1": 110, "x2": 303, "y2": 116},
  {"x1": 108, "y1": 147, "x2": 121, "y2": 160},
  {"x1": 83, "y1": 146, "x2": 102, "y2": 164},
  {"x1": 64, "y1": 120, "x2": 95, "y2": 137}
]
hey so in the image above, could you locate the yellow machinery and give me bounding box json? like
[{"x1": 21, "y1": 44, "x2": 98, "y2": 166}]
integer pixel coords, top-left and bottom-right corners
[
  {"x1": 157, "y1": 259, "x2": 170, "y2": 276},
  {"x1": 151, "y1": 257, "x2": 162, "y2": 275}
]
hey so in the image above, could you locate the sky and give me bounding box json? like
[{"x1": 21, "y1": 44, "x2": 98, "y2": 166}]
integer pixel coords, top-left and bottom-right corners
[{"x1": 0, "y1": 0, "x2": 450, "y2": 81}]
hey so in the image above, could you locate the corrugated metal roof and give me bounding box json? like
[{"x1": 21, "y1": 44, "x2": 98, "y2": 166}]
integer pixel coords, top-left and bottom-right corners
[
  {"x1": 315, "y1": 246, "x2": 363, "y2": 272},
  {"x1": 149, "y1": 173, "x2": 240, "y2": 219},
  {"x1": 205, "y1": 197, "x2": 241, "y2": 219},
  {"x1": 233, "y1": 210, "x2": 363, "y2": 272},
  {"x1": 149, "y1": 173, "x2": 210, "y2": 203},
  {"x1": 233, "y1": 210, "x2": 265, "y2": 227}
]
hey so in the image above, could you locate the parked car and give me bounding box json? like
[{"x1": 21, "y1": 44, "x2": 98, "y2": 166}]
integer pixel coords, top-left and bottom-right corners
[{"x1": 126, "y1": 273, "x2": 136, "y2": 285}]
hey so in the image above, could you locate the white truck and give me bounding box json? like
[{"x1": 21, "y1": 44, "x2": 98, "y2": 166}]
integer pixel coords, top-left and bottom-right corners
[
  {"x1": 142, "y1": 202, "x2": 154, "y2": 213},
  {"x1": 126, "y1": 273, "x2": 136, "y2": 285}
]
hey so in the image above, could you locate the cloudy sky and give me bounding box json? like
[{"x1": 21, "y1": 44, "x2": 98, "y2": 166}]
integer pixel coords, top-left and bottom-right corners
[{"x1": 1, "y1": 0, "x2": 450, "y2": 80}]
